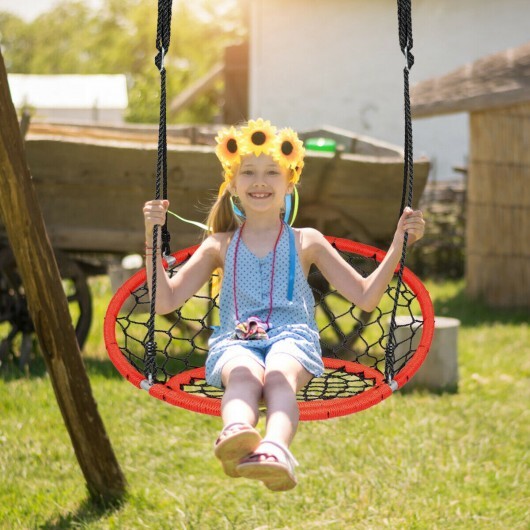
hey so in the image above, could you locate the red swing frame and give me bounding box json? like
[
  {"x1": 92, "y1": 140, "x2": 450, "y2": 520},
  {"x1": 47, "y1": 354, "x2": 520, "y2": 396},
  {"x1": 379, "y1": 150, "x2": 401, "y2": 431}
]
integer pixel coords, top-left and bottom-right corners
[{"x1": 104, "y1": 236, "x2": 434, "y2": 421}]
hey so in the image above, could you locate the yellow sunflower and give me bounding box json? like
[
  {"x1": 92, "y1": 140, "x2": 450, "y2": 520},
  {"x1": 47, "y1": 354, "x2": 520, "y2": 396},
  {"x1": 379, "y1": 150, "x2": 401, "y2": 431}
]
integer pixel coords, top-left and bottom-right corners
[
  {"x1": 291, "y1": 159, "x2": 305, "y2": 184},
  {"x1": 239, "y1": 118, "x2": 277, "y2": 157},
  {"x1": 215, "y1": 126, "x2": 241, "y2": 168},
  {"x1": 273, "y1": 128, "x2": 305, "y2": 180}
]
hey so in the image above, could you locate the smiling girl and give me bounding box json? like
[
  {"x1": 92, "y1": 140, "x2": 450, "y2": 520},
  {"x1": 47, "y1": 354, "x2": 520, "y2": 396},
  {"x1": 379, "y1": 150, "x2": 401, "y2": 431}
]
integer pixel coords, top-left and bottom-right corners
[{"x1": 143, "y1": 119, "x2": 425, "y2": 491}]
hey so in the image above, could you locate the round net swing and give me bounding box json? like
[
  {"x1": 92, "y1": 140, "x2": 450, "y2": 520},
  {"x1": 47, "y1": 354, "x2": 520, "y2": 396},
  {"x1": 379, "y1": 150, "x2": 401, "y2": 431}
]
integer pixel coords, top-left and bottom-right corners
[
  {"x1": 104, "y1": 238, "x2": 434, "y2": 421},
  {"x1": 104, "y1": 0, "x2": 434, "y2": 421}
]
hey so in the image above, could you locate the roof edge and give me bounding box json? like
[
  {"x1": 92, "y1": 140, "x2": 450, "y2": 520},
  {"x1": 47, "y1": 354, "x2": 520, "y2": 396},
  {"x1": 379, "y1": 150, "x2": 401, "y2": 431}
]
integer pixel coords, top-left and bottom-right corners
[{"x1": 411, "y1": 41, "x2": 530, "y2": 117}]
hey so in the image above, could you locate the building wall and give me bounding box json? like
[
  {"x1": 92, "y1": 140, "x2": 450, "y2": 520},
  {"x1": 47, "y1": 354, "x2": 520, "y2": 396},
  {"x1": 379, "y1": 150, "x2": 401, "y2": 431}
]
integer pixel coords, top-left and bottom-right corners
[
  {"x1": 8, "y1": 74, "x2": 128, "y2": 126},
  {"x1": 32, "y1": 108, "x2": 125, "y2": 125},
  {"x1": 249, "y1": 0, "x2": 530, "y2": 180},
  {"x1": 30, "y1": 108, "x2": 125, "y2": 124}
]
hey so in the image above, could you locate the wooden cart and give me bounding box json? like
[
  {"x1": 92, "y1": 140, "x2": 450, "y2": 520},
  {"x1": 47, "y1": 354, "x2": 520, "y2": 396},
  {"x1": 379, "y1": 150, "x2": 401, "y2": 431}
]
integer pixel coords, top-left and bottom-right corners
[{"x1": 0, "y1": 121, "x2": 430, "y2": 366}]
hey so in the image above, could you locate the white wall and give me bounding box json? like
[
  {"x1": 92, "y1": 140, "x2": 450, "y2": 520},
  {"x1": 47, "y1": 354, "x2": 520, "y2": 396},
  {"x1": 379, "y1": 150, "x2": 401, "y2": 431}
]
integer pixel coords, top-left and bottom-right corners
[
  {"x1": 249, "y1": 0, "x2": 530, "y2": 180},
  {"x1": 8, "y1": 74, "x2": 128, "y2": 125},
  {"x1": 30, "y1": 108, "x2": 125, "y2": 124}
]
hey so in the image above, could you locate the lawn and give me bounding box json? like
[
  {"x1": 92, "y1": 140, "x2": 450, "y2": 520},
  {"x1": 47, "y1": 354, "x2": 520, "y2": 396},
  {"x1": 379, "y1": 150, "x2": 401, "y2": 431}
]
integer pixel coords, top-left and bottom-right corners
[{"x1": 0, "y1": 278, "x2": 528, "y2": 529}]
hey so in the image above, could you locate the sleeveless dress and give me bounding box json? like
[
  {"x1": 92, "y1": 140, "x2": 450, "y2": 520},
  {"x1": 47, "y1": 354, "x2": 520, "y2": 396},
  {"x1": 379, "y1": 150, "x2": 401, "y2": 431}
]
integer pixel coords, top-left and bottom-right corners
[{"x1": 205, "y1": 223, "x2": 324, "y2": 388}]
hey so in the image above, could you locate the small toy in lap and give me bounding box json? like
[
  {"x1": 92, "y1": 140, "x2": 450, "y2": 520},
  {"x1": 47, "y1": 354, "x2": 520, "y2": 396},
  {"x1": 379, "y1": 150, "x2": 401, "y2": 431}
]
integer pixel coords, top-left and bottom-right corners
[{"x1": 233, "y1": 316, "x2": 270, "y2": 340}]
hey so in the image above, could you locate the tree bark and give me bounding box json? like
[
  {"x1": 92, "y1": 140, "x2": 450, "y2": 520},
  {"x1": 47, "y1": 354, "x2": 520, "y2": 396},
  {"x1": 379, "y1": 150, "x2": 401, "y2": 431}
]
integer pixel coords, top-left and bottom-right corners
[{"x1": 0, "y1": 51, "x2": 127, "y2": 501}]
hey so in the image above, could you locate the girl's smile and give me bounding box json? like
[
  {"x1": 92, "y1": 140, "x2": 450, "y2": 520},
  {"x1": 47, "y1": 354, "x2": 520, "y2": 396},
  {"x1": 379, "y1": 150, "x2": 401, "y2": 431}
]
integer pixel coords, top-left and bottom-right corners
[
  {"x1": 231, "y1": 154, "x2": 293, "y2": 216},
  {"x1": 247, "y1": 191, "x2": 273, "y2": 199}
]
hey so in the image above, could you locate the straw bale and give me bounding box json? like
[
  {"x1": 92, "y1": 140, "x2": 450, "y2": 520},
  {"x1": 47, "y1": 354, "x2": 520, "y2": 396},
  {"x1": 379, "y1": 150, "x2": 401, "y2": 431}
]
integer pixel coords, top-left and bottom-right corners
[{"x1": 466, "y1": 102, "x2": 530, "y2": 307}]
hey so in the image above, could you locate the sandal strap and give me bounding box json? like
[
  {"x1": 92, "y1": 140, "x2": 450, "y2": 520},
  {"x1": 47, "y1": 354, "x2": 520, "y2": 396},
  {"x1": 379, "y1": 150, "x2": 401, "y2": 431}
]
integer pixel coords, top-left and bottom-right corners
[
  {"x1": 216, "y1": 422, "x2": 254, "y2": 444},
  {"x1": 260, "y1": 439, "x2": 299, "y2": 468},
  {"x1": 221, "y1": 422, "x2": 252, "y2": 434}
]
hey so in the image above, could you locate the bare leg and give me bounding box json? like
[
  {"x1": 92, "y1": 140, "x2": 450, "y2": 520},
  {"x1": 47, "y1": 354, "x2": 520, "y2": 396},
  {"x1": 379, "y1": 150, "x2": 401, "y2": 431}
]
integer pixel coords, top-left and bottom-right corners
[
  {"x1": 262, "y1": 353, "x2": 313, "y2": 447},
  {"x1": 234, "y1": 353, "x2": 313, "y2": 490},
  {"x1": 214, "y1": 355, "x2": 265, "y2": 477},
  {"x1": 220, "y1": 355, "x2": 265, "y2": 429}
]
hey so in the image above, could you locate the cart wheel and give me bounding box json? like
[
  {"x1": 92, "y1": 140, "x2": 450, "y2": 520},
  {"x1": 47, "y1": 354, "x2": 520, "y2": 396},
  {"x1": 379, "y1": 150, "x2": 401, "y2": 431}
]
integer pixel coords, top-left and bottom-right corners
[
  {"x1": 0, "y1": 248, "x2": 92, "y2": 369},
  {"x1": 308, "y1": 267, "x2": 373, "y2": 359}
]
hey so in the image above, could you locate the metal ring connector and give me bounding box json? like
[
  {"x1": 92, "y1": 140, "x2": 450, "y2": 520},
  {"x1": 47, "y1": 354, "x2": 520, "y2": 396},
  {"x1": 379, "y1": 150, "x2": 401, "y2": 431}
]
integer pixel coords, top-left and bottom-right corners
[
  {"x1": 164, "y1": 254, "x2": 177, "y2": 269},
  {"x1": 140, "y1": 379, "x2": 153, "y2": 391},
  {"x1": 159, "y1": 47, "x2": 166, "y2": 71},
  {"x1": 403, "y1": 46, "x2": 414, "y2": 71}
]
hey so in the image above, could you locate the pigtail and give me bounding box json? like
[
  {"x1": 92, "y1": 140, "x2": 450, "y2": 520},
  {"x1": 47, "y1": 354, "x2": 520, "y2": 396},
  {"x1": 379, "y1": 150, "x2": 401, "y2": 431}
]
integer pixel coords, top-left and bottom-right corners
[
  {"x1": 204, "y1": 188, "x2": 240, "y2": 237},
  {"x1": 204, "y1": 186, "x2": 240, "y2": 297}
]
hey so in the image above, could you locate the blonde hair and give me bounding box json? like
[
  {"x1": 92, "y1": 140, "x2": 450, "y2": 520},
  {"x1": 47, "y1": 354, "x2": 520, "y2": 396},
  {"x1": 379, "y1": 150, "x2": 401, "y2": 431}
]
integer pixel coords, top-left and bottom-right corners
[
  {"x1": 204, "y1": 185, "x2": 241, "y2": 296},
  {"x1": 205, "y1": 188, "x2": 240, "y2": 236}
]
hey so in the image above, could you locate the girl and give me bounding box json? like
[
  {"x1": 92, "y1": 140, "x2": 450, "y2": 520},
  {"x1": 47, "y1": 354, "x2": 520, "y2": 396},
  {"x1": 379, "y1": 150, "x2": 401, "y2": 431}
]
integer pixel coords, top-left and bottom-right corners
[{"x1": 143, "y1": 119, "x2": 425, "y2": 492}]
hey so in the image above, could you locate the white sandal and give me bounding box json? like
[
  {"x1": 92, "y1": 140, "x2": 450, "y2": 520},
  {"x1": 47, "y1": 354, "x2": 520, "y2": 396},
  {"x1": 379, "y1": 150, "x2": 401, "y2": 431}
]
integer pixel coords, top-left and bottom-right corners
[
  {"x1": 214, "y1": 422, "x2": 262, "y2": 478},
  {"x1": 235, "y1": 439, "x2": 299, "y2": 491}
]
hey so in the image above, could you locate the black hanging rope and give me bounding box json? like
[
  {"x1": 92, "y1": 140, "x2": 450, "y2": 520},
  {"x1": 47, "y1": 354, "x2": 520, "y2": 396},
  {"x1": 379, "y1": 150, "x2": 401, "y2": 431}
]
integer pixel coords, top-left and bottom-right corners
[
  {"x1": 385, "y1": 0, "x2": 416, "y2": 384},
  {"x1": 145, "y1": 0, "x2": 173, "y2": 384},
  {"x1": 142, "y1": 0, "x2": 415, "y2": 386},
  {"x1": 155, "y1": 0, "x2": 172, "y2": 256}
]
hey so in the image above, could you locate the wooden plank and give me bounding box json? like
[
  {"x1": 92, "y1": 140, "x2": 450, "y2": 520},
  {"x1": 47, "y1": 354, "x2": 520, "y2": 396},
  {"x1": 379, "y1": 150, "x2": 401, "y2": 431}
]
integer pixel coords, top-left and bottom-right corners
[
  {"x1": 27, "y1": 121, "x2": 225, "y2": 147},
  {"x1": 412, "y1": 41, "x2": 530, "y2": 117},
  {"x1": 0, "y1": 49, "x2": 127, "y2": 501},
  {"x1": 224, "y1": 42, "x2": 249, "y2": 123},
  {"x1": 44, "y1": 226, "x2": 202, "y2": 253},
  {"x1": 0, "y1": 130, "x2": 429, "y2": 252}
]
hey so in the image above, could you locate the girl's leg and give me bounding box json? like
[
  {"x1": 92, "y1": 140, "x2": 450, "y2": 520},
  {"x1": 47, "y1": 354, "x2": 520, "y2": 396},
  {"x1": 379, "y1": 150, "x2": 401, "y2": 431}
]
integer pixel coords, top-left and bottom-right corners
[
  {"x1": 220, "y1": 355, "x2": 265, "y2": 429},
  {"x1": 262, "y1": 353, "x2": 312, "y2": 446},
  {"x1": 215, "y1": 355, "x2": 265, "y2": 477},
  {"x1": 234, "y1": 353, "x2": 312, "y2": 490}
]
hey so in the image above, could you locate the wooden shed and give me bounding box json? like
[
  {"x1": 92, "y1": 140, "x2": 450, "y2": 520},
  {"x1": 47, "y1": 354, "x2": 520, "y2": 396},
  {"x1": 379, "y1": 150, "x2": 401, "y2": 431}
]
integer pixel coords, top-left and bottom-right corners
[{"x1": 411, "y1": 41, "x2": 530, "y2": 307}]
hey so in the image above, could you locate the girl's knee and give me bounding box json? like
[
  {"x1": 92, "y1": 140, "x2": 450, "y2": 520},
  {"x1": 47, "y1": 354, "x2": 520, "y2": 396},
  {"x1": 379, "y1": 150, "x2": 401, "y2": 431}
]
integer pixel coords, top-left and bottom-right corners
[
  {"x1": 264, "y1": 368, "x2": 298, "y2": 394},
  {"x1": 265, "y1": 354, "x2": 313, "y2": 392},
  {"x1": 221, "y1": 356, "x2": 264, "y2": 387}
]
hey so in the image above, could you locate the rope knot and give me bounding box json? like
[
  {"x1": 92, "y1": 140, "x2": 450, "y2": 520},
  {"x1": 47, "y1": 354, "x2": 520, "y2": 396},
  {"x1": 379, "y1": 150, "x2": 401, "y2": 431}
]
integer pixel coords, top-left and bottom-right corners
[
  {"x1": 161, "y1": 227, "x2": 171, "y2": 256},
  {"x1": 145, "y1": 341, "x2": 157, "y2": 356},
  {"x1": 385, "y1": 337, "x2": 396, "y2": 382},
  {"x1": 144, "y1": 341, "x2": 158, "y2": 382}
]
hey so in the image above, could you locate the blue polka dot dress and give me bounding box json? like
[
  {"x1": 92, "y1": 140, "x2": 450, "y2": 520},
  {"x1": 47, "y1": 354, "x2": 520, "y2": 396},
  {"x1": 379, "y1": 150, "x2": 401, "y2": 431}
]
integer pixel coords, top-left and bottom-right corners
[{"x1": 205, "y1": 222, "x2": 324, "y2": 388}]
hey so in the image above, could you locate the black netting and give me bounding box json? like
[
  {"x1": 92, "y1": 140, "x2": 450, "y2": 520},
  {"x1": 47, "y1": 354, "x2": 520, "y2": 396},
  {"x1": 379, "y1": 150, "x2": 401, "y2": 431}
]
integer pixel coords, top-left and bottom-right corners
[
  {"x1": 172, "y1": 366, "x2": 378, "y2": 403},
  {"x1": 114, "y1": 245, "x2": 424, "y2": 401}
]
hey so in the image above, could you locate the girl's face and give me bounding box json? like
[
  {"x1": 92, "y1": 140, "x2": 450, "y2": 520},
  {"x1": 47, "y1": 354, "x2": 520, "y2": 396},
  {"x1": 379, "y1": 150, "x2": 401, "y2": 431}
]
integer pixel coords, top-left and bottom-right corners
[{"x1": 231, "y1": 154, "x2": 293, "y2": 215}]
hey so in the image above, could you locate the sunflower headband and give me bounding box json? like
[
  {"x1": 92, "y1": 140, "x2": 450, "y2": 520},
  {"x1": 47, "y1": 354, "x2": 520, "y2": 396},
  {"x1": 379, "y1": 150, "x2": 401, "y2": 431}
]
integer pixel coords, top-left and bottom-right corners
[{"x1": 215, "y1": 118, "x2": 305, "y2": 197}]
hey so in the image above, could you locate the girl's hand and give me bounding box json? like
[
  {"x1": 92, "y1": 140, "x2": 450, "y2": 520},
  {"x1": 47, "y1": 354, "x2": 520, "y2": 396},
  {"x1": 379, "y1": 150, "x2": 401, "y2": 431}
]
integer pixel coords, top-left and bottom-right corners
[
  {"x1": 143, "y1": 199, "x2": 169, "y2": 237},
  {"x1": 394, "y1": 207, "x2": 425, "y2": 246}
]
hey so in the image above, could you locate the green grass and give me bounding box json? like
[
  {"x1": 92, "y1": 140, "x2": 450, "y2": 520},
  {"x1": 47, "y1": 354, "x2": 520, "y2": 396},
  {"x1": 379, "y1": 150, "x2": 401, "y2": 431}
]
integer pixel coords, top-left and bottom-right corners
[{"x1": 0, "y1": 278, "x2": 528, "y2": 529}]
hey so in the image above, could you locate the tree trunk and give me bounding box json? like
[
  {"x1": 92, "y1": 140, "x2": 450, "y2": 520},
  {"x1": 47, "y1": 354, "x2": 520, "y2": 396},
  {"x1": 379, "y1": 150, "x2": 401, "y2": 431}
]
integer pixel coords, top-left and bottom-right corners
[{"x1": 0, "y1": 51, "x2": 127, "y2": 501}]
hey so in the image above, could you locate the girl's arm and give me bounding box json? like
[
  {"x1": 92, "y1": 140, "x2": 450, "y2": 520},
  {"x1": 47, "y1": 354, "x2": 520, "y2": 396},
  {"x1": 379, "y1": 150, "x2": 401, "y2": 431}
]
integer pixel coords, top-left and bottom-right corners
[
  {"x1": 143, "y1": 200, "x2": 222, "y2": 314},
  {"x1": 306, "y1": 208, "x2": 425, "y2": 312}
]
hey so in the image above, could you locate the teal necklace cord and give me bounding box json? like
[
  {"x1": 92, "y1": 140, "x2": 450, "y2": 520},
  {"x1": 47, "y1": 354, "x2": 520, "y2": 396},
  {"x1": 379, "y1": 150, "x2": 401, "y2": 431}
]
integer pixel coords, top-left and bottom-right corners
[
  {"x1": 167, "y1": 186, "x2": 300, "y2": 234},
  {"x1": 167, "y1": 209, "x2": 209, "y2": 232},
  {"x1": 228, "y1": 188, "x2": 299, "y2": 226}
]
